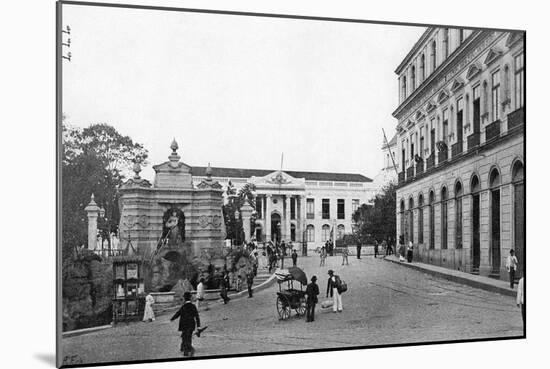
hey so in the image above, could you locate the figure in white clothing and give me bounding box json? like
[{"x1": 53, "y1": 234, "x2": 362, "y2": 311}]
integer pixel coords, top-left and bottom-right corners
[
  {"x1": 195, "y1": 278, "x2": 205, "y2": 309},
  {"x1": 143, "y1": 294, "x2": 155, "y2": 322},
  {"x1": 326, "y1": 269, "x2": 343, "y2": 313}
]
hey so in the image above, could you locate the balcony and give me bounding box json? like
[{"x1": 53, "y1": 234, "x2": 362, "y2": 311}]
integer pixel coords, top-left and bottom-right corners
[
  {"x1": 406, "y1": 166, "x2": 415, "y2": 179},
  {"x1": 508, "y1": 107, "x2": 525, "y2": 131},
  {"x1": 426, "y1": 153, "x2": 435, "y2": 170},
  {"x1": 398, "y1": 171, "x2": 405, "y2": 184},
  {"x1": 467, "y1": 132, "x2": 480, "y2": 149},
  {"x1": 451, "y1": 141, "x2": 463, "y2": 157},
  {"x1": 416, "y1": 160, "x2": 424, "y2": 175},
  {"x1": 485, "y1": 119, "x2": 501, "y2": 141}
]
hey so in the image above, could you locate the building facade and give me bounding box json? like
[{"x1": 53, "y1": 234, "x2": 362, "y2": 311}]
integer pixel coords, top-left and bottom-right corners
[
  {"x1": 393, "y1": 28, "x2": 525, "y2": 279},
  {"x1": 191, "y1": 167, "x2": 376, "y2": 249}
]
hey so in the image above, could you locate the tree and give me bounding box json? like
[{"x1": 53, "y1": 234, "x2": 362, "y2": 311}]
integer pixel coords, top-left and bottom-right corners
[
  {"x1": 352, "y1": 182, "x2": 396, "y2": 245},
  {"x1": 62, "y1": 122, "x2": 149, "y2": 258}
]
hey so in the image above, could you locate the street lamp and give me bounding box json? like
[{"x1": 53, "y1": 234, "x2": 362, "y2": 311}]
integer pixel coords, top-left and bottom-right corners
[
  {"x1": 277, "y1": 222, "x2": 285, "y2": 269},
  {"x1": 234, "y1": 209, "x2": 240, "y2": 248}
]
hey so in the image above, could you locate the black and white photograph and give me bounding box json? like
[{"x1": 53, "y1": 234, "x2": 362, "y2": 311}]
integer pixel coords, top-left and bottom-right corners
[
  {"x1": 53, "y1": 1, "x2": 528, "y2": 367},
  {"x1": 4, "y1": 0, "x2": 545, "y2": 368}
]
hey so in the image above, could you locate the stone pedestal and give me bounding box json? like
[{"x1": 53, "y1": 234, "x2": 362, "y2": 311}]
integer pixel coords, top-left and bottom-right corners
[{"x1": 84, "y1": 194, "x2": 101, "y2": 250}]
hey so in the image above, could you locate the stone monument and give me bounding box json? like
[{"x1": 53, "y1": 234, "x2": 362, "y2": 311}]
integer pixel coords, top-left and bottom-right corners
[{"x1": 118, "y1": 139, "x2": 226, "y2": 291}]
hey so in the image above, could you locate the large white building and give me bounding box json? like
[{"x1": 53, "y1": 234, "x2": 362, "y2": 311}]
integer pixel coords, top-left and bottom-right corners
[
  {"x1": 190, "y1": 166, "x2": 377, "y2": 249},
  {"x1": 393, "y1": 28, "x2": 525, "y2": 279}
]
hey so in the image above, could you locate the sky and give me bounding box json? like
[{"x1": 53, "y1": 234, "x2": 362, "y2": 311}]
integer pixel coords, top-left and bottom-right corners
[{"x1": 62, "y1": 4, "x2": 425, "y2": 181}]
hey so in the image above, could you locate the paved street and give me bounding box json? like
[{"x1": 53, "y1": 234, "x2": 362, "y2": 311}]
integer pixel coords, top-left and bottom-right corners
[{"x1": 62, "y1": 254, "x2": 522, "y2": 365}]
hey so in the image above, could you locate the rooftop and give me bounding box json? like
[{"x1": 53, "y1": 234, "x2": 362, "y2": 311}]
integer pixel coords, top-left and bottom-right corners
[{"x1": 190, "y1": 166, "x2": 372, "y2": 183}]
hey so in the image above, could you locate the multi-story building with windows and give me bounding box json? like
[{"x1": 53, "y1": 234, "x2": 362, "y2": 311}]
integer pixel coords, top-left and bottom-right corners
[
  {"x1": 393, "y1": 28, "x2": 525, "y2": 279},
  {"x1": 190, "y1": 166, "x2": 376, "y2": 249}
]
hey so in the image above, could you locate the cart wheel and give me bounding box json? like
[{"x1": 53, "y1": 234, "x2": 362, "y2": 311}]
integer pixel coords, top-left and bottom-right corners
[
  {"x1": 295, "y1": 296, "x2": 306, "y2": 316},
  {"x1": 276, "y1": 295, "x2": 291, "y2": 320}
]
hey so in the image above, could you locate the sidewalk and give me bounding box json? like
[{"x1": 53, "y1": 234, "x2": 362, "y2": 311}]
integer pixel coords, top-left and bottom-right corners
[{"x1": 382, "y1": 255, "x2": 517, "y2": 297}]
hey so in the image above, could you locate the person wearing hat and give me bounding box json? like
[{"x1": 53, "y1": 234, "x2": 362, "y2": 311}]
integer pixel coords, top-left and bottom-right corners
[
  {"x1": 171, "y1": 291, "x2": 201, "y2": 357},
  {"x1": 506, "y1": 249, "x2": 519, "y2": 289},
  {"x1": 305, "y1": 275, "x2": 320, "y2": 322},
  {"x1": 326, "y1": 269, "x2": 343, "y2": 313}
]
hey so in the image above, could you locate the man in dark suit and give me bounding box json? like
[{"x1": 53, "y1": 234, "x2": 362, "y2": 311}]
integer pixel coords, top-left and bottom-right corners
[
  {"x1": 305, "y1": 276, "x2": 319, "y2": 322},
  {"x1": 171, "y1": 291, "x2": 201, "y2": 357}
]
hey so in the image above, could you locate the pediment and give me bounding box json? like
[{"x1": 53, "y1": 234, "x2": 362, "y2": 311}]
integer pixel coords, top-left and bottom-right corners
[
  {"x1": 506, "y1": 32, "x2": 523, "y2": 48},
  {"x1": 450, "y1": 78, "x2": 465, "y2": 92},
  {"x1": 257, "y1": 171, "x2": 296, "y2": 185},
  {"x1": 466, "y1": 63, "x2": 482, "y2": 80},
  {"x1": 437, "y1": 90, "x2": 450, "y2": 104},
  {"x1": 415, "y1": 110, "x2": 426, "y2": 121},
  {"x1": 483, "y1": 47, "x2": 503, "y2": 66},
  {"x1": 153, "y1": 161, "x2": 191, "y2": 173},
  {"x1": 425, "y1": 101, "x2": 437, "y2": 112}
]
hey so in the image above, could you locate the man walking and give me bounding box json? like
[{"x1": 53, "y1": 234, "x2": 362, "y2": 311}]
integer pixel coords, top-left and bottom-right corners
[
  {"x1": 291, "y1": 249, "x2": 298, "y2": 267},
  {"x1": 374, "y1": 240, "x2": 379, "y2": 258},
  {"x1": 341, "y1": 246, "x2": 349, "y2": 266},
  {"x1": 305, "y1": 276, "x2": 319, "y2": 322},
  {"x1": 356, "y1": 241, "x2": 362, "y2": 259},
  {"x1": 246, "y1": 271, "x2": 254, "y2": 298},
  {"x1": 171, "y1": 292, "x2": 201, "y2": 357},
  {"x1": 506, "y1": 249, "x2": 519, "y2": 289},
  {"x1": 195, "y1": 278, "x2": 205, "y2": 310},
  {"x1": 326, "y1": 269, "x2": 343, "y2": 313}
]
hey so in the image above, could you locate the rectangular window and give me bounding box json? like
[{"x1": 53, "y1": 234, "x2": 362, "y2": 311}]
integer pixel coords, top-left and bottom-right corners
[
  {"x1": 492, "y1": 70, "x2": 501, "y2": 120},
  {"x1": 473, "y1": 85, "x2": 481, "y2": 133},
  {"x1": 443, "y1": 109, "x2": 449, "y2": 142},
  {"x1": 352, "y1": 199, "x2": 359, "y2": 213},
  {"x1": 430, "y1": 119, "x2": 436, "y2": 153},
  {"x1": 456, "y1": 97, "x2": 464, "y2": 146},
  {"x1": 459, "y1": 29, "x2": 464, "y2": 43},
  {"x1": 337, "y1": 199, "x2": 345, "y2": 219},
  {"x1": 306, "y1": 199, "x2": 314, "y2": 219},
  {"x1": 514, "y1": 53, "x2": 524, "y2": 109},
  {"x1": 443, "y1": 28, "x2": 449, "y2": 58},
  {"x1": 290, "y1": 197, "x2": 296, "y2": 220},
  {"x1": 420, "y1": 135, "x2": 425, "y2": 158},
  {"x1": 322, "y1": 199, "x2": 330, "y2": 219}
]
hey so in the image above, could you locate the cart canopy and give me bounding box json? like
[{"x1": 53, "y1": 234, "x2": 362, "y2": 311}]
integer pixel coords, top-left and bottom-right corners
[{"x1": 275, "y1": 267, "x2": 307, "y2": 285}]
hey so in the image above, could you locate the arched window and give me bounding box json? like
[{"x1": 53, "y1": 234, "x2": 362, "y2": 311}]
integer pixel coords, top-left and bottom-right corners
[
  {"x1": 322, "y1": 224, "x2": 331, "y2": 242},
  {"x1": 420, "y1": 54, "x2": 425, "y2": 82},
  {"x1": 471, "y1": 175, "x2": 481, "y2": 270},
  {"x1": 418, "y1": 194, "x2": 424, "y2": 244},
  {"x1": 306, "y1": 225, "x2": 315, "y2": 242},
  {"x1": 441, "y1": 187, "x2": 448, "y2": 249},
  {"x1": 337, "y1": 225, "x2": 345, "y2": 240},
  {"x1": 400, "y1": 199, "x2": 406, "y2": 242},
  {"x1": 455, "y1": 181, "x2": 463, "y2": 249},
  {"x1": 429, "y1": 191, "x2": 435, "y2": 249},
  {"x1": 489, "y1": 168, "x2": 501, "y2": 272}
]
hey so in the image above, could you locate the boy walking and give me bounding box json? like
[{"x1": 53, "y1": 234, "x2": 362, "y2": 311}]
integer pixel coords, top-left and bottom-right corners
[
  {"x1": 171, "y1": 292, "x2": 201, "y2": 357},
  {"x1": 291, "y1": 249, "x2": 298, "y2": 267}
]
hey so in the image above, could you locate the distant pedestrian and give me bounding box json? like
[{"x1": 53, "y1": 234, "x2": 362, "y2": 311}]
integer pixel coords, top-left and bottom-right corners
[
  {"x1": 406, "y1": 241, "x2": 413, "y2": 263},
  {"x1": 374, "y1": 241, "x2": 379, "y2": 258},
  {"x1": 171, "y1": 291, "x2": 201, "y2": 357},
  {"x1": 341, "y1": 246, "x2": 349, "y2": 266},
  {"x1": 319, "y1": 246, "x2": 327, "y2": 267},
  {"x1": 398, "y1": 237, "x2": 405, "y2": 262},
  {"x1": 251, "y1": 252, "x2": 259, "y2": 277},
  {"x1": 142, "y1": 293, "x2": 155, "y2": 322},
  {"x1": 506, "y1": 249, "x2": 519, "y2": 289},
  {"x1": 219, "y1": 273, "x2": 230, "y2": 304},
  {"x1": 356, "y1": 242, "x2": 362, "y2": 259},
  {"x1": 305, "y1": 276, "x2": 320, "y2": 322},
  {"x1": 516, "y1": 276, "x2": 525, "y2": 327},
  {"x1": 326, "y1": 269, "x2": 343, "y2": 313},
  {"x1": 246, "y1": 271, "x2": 254, "y2": 298},
  {"x1": 291, "y1": 249, "x2": 298, "y2": 267},
  {"x1": 195, "y1": 278, "x2": 205, "y2": 309}
]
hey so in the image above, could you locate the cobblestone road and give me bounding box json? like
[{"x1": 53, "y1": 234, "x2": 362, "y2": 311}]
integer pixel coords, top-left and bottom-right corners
[{"x1": 62, "y1": 255, "x2": 522, "y2": 365}]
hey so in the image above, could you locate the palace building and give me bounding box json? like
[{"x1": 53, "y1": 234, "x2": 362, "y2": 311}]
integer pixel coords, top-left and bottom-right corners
[
  {"x1": 190, "y1": 166, "x2": 377, "y2": 249},
  {"x1": 393, "y1": 28, "x2": 525, "y2": 279}
]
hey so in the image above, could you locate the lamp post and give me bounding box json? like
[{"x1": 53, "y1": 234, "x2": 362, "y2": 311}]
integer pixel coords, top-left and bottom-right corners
[
  {"x1": 234, "y1": 209, "x2": 240, "y2": 248},
  {"x1": 277, "y1": 222, "x2": 284, "y2": 269}
]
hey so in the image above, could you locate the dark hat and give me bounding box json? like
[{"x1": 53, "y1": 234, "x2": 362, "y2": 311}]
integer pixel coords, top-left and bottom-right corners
[
  {"x1": 510, "y1": 249, "x2": 515, "y2": 254},
  {"x1": 311, "y1": 275, "x2": 317, "y2": 282},
  {"x1": 328, "y1": 269, "x2": 334, "y2": 275},
  {"x1": 183, "y1": 291, "x2": 192, "y2": 301}
]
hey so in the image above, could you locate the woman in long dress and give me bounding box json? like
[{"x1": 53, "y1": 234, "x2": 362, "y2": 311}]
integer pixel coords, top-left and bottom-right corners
[{"x1": 143, "y1": 293, "x2": 155, "y2": 322}]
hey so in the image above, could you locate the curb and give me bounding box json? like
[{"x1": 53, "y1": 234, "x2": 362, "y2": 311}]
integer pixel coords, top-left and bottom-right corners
[
  {"x1": 62, "y1": 324, "x2": 112, "y2": 338},
  {"x1": 382, "y1": 257, "x2": 516, "y2": 297}
]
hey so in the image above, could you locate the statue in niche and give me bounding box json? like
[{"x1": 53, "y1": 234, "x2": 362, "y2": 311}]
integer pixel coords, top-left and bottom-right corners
[{"x1": 156, "y1": 207, "x2": 185, "y2": 253}]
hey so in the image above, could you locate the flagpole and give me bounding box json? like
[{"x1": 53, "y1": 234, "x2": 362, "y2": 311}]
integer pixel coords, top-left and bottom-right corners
[{"x1": 382, "y1": 128, "x2": 399, "y2": 176}]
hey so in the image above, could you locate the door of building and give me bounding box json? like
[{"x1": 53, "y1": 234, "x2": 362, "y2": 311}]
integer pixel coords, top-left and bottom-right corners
[
  {"x1": 472, "y1": 194, "x2": 480, "y2": 270},
  {"x1": 491, "y1": 190, "x2": 501, "y2": 273},
  {"x1": 514, "y1": 181, "x2": 525, "y2": 278}
]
